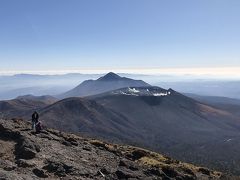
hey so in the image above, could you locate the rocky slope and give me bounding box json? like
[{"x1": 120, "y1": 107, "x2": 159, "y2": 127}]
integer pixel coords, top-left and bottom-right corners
[
  {"x1": 0, "y1": 119, "x2": 235, "y2": 180},
  {"x1": 2, "y1": 87, "x2": 240, "y2": 175}
]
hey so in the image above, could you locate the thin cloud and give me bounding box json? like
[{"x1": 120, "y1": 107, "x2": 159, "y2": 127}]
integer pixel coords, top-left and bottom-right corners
[{"x1": 1, "y1": 67, "x2": 240, "y2": 78}]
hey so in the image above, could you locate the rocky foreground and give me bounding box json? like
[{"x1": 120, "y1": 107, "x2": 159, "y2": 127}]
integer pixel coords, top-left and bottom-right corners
[{"x1": 0, "y1": 119, "x2": 237, "y2": 180}]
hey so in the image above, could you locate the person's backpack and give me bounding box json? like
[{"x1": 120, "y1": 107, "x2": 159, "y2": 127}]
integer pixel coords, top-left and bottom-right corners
[{"x1": 35, "y1": 121, "x2": 42, "y2": 132}]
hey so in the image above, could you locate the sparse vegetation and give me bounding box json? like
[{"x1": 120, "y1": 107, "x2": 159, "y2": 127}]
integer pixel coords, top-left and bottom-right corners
[{"x1": 0, "y1": 118, "x2": 236, "y2": 179}]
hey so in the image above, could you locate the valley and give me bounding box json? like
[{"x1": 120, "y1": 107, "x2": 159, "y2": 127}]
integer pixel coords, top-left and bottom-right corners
[{"x1": 1, "y1": 73, "x2": 240, "y2": 176}]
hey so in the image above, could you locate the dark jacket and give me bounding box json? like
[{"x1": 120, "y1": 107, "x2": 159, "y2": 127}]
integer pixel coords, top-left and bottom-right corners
[{"x1": 32, "y1": 112, "x2": 39, "y2": 122}]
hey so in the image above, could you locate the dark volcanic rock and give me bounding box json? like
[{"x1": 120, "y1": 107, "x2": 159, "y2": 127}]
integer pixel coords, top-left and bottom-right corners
[
  {"x1": 198, "y1": 167, "x2": 211, "y2": 175},
  {"x1": 83, "y1": 145, "x2": 92, "y2": 151},
  {"x1": 131, "y1": 149, "x2": 148, "y2": 160},
  {"x1": 15, "y1": 137, "x2": 40, "y2": 160},
  {"x1": 43, "y1": 159, "x2": 74, "y2": 177},
  {"x1": 144, "y1": 168, "x2": 164, "y2": 177},
  {"x1": 32, "y1": 168, "x2": 48, "y2": 178},
  {"x1": 115, "y1": 169, "x2": 139, "y2": 179},
  {"x1": 15, "y1": 159, "x2": 34, "y2": 168},
  {"x1": 162, "y1": 166, "x2": 179, "y2": 178},
  {"x1": 0, "y1": 160, "x2": 16, "y2": 171},
  {"x1": 0, "y1": 119, "x2": 237, "y2": 180}
]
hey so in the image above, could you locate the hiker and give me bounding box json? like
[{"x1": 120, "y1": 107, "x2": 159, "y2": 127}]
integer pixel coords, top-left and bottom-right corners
[{"x1": 31, "y1": 111, "x2": 39, "y2": 130}]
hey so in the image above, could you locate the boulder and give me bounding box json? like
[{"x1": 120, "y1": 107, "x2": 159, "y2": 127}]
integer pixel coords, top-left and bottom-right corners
[
  {"x1": 32, "y1": 168, "x2": 48, "y2": 178},
  {"x1": 43, "y1": 159, "x2": 74, "y2": 177},
  {"x1": 15, "y1": 137, "x2": 40, "y2": 160}
]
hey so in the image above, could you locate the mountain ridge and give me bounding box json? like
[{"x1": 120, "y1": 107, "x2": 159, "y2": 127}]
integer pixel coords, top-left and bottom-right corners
[
  {"x1": 97, "y1": 72, "x2": 122, "y2": 81},
  {"x1": 59, "y1": 72, "x2": 150, "y2": 98},
  {"x1": 89, "y1": 86, "x2": 240, "y2": 175},
  {"x1": 1, "y1": 85, "x2": 240, "y2": 175},
  {"x1": 0, "y1": 95, "x2": 58, "y2": 119}
]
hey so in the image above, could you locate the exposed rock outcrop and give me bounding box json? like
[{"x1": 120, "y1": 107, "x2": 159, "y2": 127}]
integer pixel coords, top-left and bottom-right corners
[{"x1": 0, "y1": 119, "x2": 237, "y2": 179}]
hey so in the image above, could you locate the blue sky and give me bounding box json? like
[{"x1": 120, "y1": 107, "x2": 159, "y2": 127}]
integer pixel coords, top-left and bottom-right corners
[{"x1": 0, "y1": 0, "x2": 240, "y2": 75}]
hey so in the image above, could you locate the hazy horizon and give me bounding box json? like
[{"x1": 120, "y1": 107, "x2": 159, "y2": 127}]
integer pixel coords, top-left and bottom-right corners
[
  {"x1": 1, "y1": 67, "x2": 240, "y2": 80},
  {"x1": 1, "y1": 0, "x2": 240, "y2": 99},
  {"x1": 1, "y1": 0, "x2": 240, "y2": 76}
]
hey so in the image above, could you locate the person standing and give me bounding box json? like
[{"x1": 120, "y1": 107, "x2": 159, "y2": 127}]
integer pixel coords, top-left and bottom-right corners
[{"x1": 31, "y1": 111, "x2": 39, "y2": 130}]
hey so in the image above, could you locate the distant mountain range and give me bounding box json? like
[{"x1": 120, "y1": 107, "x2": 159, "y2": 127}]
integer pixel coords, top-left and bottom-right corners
[
  {"x1": 1, "y1": 72, "x2": 240, "y2": 175},
  {"x1": 158, "y1": 80, "x2": 240, "y2": 99},
  {"x1": 0, "y1": 73, "x2": 102, "y2": 100},
  {"x1": 59, "y1": 72, "x2": 150, "y2": 98},
  {"x1": 185, "y1": 93, "x2": 240, "y2": 117},
  {"x1": 1, "y1": 72, "x2": 240, "y2": 100},
  {"x1": 0, "y1": 95, "x2": 58, "y2": 119}
]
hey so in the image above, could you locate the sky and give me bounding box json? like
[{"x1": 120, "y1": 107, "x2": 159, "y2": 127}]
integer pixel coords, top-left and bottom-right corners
[{"x1": 0, "y1": 0, "x2": 240, "y2": 76}]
